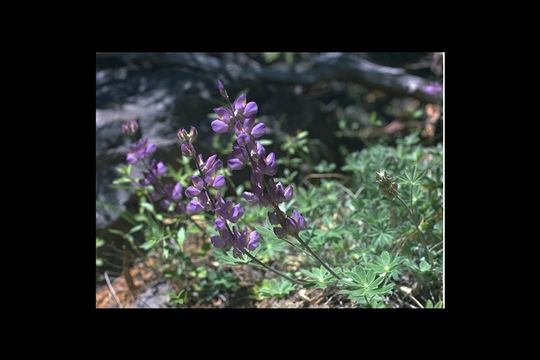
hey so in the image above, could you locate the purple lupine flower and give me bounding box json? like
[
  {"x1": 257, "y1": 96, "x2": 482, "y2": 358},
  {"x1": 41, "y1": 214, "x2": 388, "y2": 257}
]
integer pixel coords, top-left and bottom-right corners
[
  {"x1": 139, "y1": 160, "x2": 167, "y2": 186},
  {"x1": 423, "y1": 82, "x2": 442, "y2": 95},
  {"x1": 227, "y1": 143, "x2": 249, "y2": 170},
  {"x1": 147, "y1": 181, "x2": 185, "y2": 213},
  {"x1": 200, "y1": 154, "x2": 218, "y2": 173},
  {"x1": 254, "y1": 141, "x2": 266, "y2": 158},
  {"x1": 274, "y1": 209, "x2": 306, "y2": 238},
  {"x1": 248, "y1": 172, "x2": 269, "y2": 205},
  {"x1": 247, "y1": 230, "x2": 260, "y2": 250},
  {"x1": 211, "y1": 235, "x2": 229, "y2": 249},
  {"x1": 186, "y1": 199, "x2": 205, "y2": 214},
  {"x1": 211, "y1": 117, "x2": 230, "y2": 133},
  {"x1": 124, "y1": 129, "x2": 189, "y2": 215},
  {"x1": 230, "y1": 226, "x2": 260, "y2": 258},
  {"x1": 287, "y1": 209, "x2": 307, "y2": 233},
  {"x1": 211, "y1": 217, "x2": 233, "y2": 249},
  {"x1": 180, "y1": 142, "x2": 194, "y2": 157},
  {"x1": 122, "y1": 119, "x2": 139, "y2": 135},
  {"x1": 159, "y1": 199, "x2": 170, "y2": 210},
  {"x1": 211, "y1": 175, "x2": 226, "y2": 189},
  {"x1": 232, "y1": 93, "x2": 258, "y2": 120},
  {"x1": 242, "y1": 191, "x2": 259, "y2": 204},
  {"x1": 268, "y1": 211, "x2": 280, "y2": 225},
  {"x1": 283, "y1": 185, "x2": 294, "y2": 201},
  {"x1": 261, "y1": 152, "x2": 277, "y2": 176},
  {"x1": 210, "y1": 81, "x2": 309, "y2": 242},
  {"x1": 194, "y1": 154, "x2": 225, "y2": 190},
  {"x1": 185, "y1": 185, "x2": 201, "y2": 198},
  {"x1": 216, "y1": 79, "x2": 229, "y2": 100},
  {"x1": 234, "y1": 118, "x2": 266, "y2": 146},
  {"x1": 127, "y1": 138, "x2": 156, "y2": 164},
  {"x1": 177, "y1": 126, "x2": 198, "y2": 142},
  {"x1": 251, "y1": 123, "x2": 266, "y2": 138},
  {"x1": 266, "y1": 179, "x2": 287, "y2": 204},
  {"x1": 185, "y1": 175, "x2": 205, "y2": 198},
  {"x1": 178, "y1": 127, "x2": 197, "y2": 156},
  {"x1": 168, "y1": 182, "x2": 183, "y2": 202},
  {"x1": 216, "y1": 198, "x2": 244, "y2": 223},
  {"x1": 211, "y1": 107, "x2": 234, "y2": 133},
  {"x1": 210, "y1": 92, "x2": 260, "y2": 137}
]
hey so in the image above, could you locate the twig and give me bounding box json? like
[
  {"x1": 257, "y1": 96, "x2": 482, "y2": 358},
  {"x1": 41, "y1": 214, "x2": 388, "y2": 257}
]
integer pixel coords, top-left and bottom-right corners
[
  {"x1": 104, "y1": 271, "x2": 122, "y2": 308},
  {"x1": 138, "y1": 299, "x2": 152, "y2": 308},
  {"x1": 292, "y1": 234, "x2": 341, "y2": 280},
  {"x1": 244, "y1": 251, "x2": 307, "y2": 286},
  {"x1": 395, "y1": 194, "x2": 434, "y2": 263},
  {"x1": 335, "y1": 182, "x2": 363, "y2": 199},
  {"x1": 103, "y1": 53, "x2": 441, "y2": 103},
  {"x1": 409, "y1": 294, "x2": 424, "y2": 309}
]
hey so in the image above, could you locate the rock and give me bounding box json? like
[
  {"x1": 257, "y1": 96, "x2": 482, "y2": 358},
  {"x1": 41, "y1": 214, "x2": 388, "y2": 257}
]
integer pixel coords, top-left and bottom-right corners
[{"x1": 134, "y1": 281, "x2": 173, "y2": 308}]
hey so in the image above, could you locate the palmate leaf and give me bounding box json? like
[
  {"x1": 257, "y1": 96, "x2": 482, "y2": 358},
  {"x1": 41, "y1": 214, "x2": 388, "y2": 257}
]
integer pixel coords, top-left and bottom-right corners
[
  {"x1": 252, "y1": 225, "x2": 288, "y2": 254},
  {"x1": 367, "y1": 223, "x2": 397, "y2": 248},
  {"x1": 367, "y1": 251, "x2": 403, "y2": 278},
  {"x1": 301, "y1": 266, "x2": 333, "y2": 289},
  {"x1": 340, "y1": 267, "x2": 394, "y2": 302},
  {"x1": 258, "y1": 279, "x2": 295, "y2": 299}
]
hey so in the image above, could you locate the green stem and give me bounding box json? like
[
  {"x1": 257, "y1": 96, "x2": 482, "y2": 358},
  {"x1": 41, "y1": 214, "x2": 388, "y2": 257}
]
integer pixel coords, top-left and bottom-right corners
[
  {"x1": 292, "y1": 233, "x2": 341, "y2": 280},
  {"x1": 364, "y1": 295, "x2": 371, "y2": 308},
  {"x1": 244, "y1": 251, "x2": 307, "y2": 286},
  {"x1": 395, "y1": 195, "x2": 434, "y2": 263}
]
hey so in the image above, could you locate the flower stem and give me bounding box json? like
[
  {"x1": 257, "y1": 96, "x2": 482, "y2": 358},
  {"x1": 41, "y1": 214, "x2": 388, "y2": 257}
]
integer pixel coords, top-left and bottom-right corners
[
  {"x1": 395, "y1": 195, "x2": 434, "y2": 263},
  {"x1": 292, "y1": 233, "x2": 341, "y2": 280},
  {"x1": 244, "y1": 251, "x2": 307, "y2": 286}
]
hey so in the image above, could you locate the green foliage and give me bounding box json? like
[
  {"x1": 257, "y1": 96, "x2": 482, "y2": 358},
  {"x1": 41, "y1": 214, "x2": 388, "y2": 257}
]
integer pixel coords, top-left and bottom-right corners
[
  {"x1": 102, "y1": 122, "x2": 442, "y2": 308},
  {"x1": 256, "y1": 279, "x2": 296, "y2": 299},
  {"x1": 301, "y1": 267, "x2": 334, "y2": 289},
  {"x1": 339, "y1": 267, "x2": 394, "y2": 307},
  {"x1": 425, "y1": 299, "x2": 443, "y2": 308},
  {"x1": 366, "y1": 251, "x2": 403, "y2": 280},
  {"x1": 169, "y1": 290, "x2": 186, "y2": 307},
  {"x1": 212, "y1": 248, "x2": 253, "y2": 265}
]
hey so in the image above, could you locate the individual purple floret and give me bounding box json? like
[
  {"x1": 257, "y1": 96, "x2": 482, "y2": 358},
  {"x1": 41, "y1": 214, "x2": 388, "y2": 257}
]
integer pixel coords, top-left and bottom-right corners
[
  {"x1": 126, "y1": 138, "x2": 157, "y2": 164},
  {"x1": 139, "y1": 160, "x2": 167, "y2": 186},
  {"x1": 216, "y1": 198, "x2": 244, "y2": 223},
  {"x1": 231, "y1": 226, "x2": 260, "y2": 258},
  {"x1": 216, "y1": 80, "x2": 229, "y2": 100}
]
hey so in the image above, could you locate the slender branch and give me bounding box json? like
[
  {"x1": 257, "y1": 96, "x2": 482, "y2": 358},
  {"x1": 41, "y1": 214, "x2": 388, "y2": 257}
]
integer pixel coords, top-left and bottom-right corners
[
  {"x1": 104, "y1": 271, "x2": 122, "y2": 308},
  {"x1": 103, "y1": 53, "x2": 441, "y2": 103},
  {"x1": 244, "y1": 251, "x2": 307, "y2": 286},
  {"x1": 395, "y1": 195, "x2": 434, "y2": 263},
  {"x1": 292, "y1": 234, "x2": 341, "y2": 280}
]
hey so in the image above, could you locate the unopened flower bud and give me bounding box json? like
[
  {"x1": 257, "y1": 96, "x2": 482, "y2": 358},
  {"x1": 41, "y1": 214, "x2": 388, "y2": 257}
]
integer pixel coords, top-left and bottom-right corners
[
  {"x1": 178, "y1": 128, "x2": 189, "y2": 142},
  {"x1": 122, "y1": 119, "x2": 139, "y2": 135},
  {"x1": 188, "y1": 126, "x2": 198, "y2": 142},
  {"x1": 181, "y1": 142, "x2": 194, "y2": 157},
  {"x1": 376, "y1": 170, "x2": 398, "y2": 199},
  {"x1": 216, "y1": 79, "x2": 229, "y2": 100}
]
